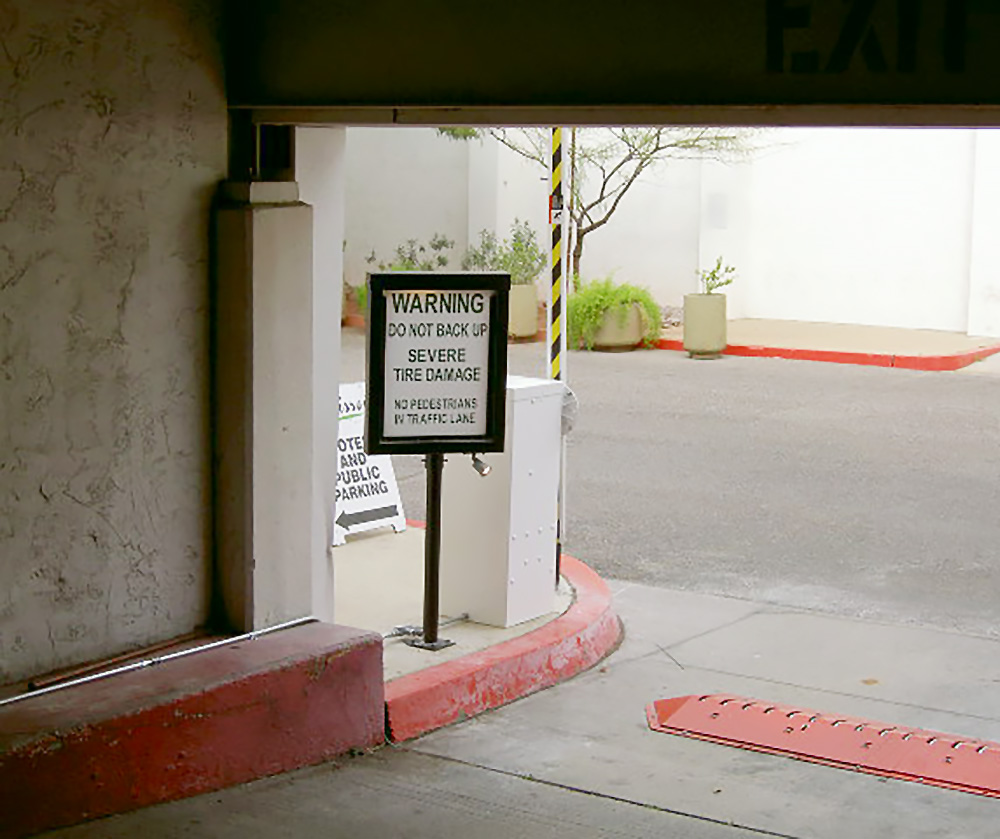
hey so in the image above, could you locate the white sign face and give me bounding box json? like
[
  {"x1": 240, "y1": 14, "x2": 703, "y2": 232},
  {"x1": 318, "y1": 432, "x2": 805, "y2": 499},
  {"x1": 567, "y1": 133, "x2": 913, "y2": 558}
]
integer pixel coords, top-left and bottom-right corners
[
  {"x1": 382, "y1": 289, "x2": 494, "y2": 438},
  {"x1": 333, "y1": 381, "x2": 406, "y2": 546}
]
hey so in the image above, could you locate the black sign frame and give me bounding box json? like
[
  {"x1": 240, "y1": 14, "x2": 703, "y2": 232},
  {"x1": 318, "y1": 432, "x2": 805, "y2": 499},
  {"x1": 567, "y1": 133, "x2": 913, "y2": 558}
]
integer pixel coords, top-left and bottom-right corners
[{"x1": 364, "y1": 272, "x2": 510, "y2": 455}]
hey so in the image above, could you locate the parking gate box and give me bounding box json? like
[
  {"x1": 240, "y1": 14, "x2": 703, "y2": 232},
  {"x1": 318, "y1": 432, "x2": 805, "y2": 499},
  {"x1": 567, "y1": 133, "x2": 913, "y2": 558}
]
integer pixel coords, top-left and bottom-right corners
[{"x1": 439, "y1": 376, "x2": 563, "y2": 628}]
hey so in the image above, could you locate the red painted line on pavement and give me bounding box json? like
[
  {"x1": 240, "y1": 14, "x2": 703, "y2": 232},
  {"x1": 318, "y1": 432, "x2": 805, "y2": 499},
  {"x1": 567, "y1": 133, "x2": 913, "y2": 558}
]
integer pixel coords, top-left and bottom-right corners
[
  {"x1": 656, "y1": 338, "x2": 1000, "y2": 371},
  {"x1": 385, "y1": 553, "x2": 622, "y2": 742},
  {"x1": 648, "y1": 694, "x2": 1000, "y2": 799},
  {"x1": 892, "y1": 343, "x2": 1000, "y2": 371}
]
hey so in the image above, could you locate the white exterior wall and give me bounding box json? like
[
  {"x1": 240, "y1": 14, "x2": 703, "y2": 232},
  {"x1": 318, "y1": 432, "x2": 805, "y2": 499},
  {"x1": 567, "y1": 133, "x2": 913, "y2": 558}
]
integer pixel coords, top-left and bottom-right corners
[
  {"x1": 741, "y1": 129, "x2": 976, "y2": 332},
  {"x1": 343, "y1": 126, "x2": 999, "y2": 338},
  {"x1": 0, "y1": 0, "x2": 227, "y2": 682},
  {"x1": 346, "y1": 128, "x2": 552, "y2": 293},
  {"x1": 494, "y1": 142, "x2": 549, "y2": 263},
  {"x1": 583, "y1": 155, "x2": 703, "y2": 304},
  {"x1": 698, "y1": 158, "x2": 755, "y2": 319},
  {"x1": 967, "y1": 131, "x2": 1000, "y2": 337},
  {"x1": 344, "y1": 128, "x2": 470, "y2": 290}
]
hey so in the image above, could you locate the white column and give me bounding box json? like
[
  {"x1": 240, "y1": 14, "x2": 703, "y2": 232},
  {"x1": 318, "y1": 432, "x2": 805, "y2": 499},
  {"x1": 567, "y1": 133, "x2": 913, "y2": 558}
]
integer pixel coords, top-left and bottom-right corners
[
  {"x1": 296, "y1": 127, "x2": 347, "y2": 622},
  {"x1": 215, "y1": 181, "x2": 316, "y2": 630},
  {"x1": 968, "y1": 131, "x2": 1000, "y2": 338}
]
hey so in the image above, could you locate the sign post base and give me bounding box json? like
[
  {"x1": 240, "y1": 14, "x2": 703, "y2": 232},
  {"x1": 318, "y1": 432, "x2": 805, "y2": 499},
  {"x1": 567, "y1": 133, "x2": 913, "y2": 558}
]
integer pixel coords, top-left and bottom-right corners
[{"x1": 402, "y1": 637, "x2": 455, "y2": 651}]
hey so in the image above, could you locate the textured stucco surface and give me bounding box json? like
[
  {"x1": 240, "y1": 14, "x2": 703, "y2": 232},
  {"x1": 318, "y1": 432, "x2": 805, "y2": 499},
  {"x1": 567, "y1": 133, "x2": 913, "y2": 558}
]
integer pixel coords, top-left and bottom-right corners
[{"x1": 0, "y1": 0, "x2": 227, "y2": 682}]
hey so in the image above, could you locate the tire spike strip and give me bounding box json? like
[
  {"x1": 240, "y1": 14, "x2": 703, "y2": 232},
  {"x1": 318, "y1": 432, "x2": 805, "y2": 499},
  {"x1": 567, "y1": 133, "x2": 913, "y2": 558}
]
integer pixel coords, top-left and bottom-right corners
[{"x1": 647, "y1": 694, "x2": 1000, "y2": 799}]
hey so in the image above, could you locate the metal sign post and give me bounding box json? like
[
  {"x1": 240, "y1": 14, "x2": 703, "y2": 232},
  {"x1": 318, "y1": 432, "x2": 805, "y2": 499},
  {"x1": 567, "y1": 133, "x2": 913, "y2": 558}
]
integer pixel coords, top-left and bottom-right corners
[{"x1": 365, "y1": 272, "x2": 510, "y2": 649}]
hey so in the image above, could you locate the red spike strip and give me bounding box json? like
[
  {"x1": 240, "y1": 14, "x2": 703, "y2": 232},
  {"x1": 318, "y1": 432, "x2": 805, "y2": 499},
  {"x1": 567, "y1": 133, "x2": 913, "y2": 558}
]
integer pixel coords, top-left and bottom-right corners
[{"x1": 646, "y1": 694, "x2": 1000, "y2": 799}]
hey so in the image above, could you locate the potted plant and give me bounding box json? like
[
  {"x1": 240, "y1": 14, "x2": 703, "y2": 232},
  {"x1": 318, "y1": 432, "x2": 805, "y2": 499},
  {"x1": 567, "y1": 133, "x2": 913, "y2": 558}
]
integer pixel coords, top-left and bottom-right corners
[
  {"x1": 567, "y1": 276, "x2": 661, "y2": 351},
  {"x1": 463, "y1": 219, "x2": 546, "y2": 339},
  {"x1": 341, "y1": 281, "x2": 367, "y2": 329},
  {"x1": 684, "y1": 257, "x2": 735, "y2": 359},
  {"x1": 368, "y1": 233, "x2": 456, "y2": 273}
]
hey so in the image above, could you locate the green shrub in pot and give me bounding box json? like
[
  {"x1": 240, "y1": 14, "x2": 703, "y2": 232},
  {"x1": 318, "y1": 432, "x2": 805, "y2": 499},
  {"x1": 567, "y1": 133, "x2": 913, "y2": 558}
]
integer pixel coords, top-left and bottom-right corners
[{"x1": 567, "y1": 277, "x2": 661, "y2": 350}]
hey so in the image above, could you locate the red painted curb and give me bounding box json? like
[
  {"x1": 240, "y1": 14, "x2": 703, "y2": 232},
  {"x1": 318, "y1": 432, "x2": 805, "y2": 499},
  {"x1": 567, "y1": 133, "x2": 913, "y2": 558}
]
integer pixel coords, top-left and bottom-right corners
[
  {"x1": 656, "y1": 337, "x2": 1000, "y2": 371},
  {"x1": 0, "y1": 624, "x2": 385, "y2": 838},
  {"x1": 384, "y1": 554, "x2": 622, "y2": 742}
]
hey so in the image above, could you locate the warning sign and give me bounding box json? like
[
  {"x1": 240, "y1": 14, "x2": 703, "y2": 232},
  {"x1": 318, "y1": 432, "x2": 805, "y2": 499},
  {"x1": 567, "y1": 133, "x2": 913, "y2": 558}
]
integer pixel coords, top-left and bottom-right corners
[
  {"x1": 365, "y1": 273, "x2": 509, "y2": 455},
  {"x1": 333, "y1": 381, "x2": 406, "y2": 546},
  {"x1": 383, "y1": 290, "x2": 491, "y2": 437}
]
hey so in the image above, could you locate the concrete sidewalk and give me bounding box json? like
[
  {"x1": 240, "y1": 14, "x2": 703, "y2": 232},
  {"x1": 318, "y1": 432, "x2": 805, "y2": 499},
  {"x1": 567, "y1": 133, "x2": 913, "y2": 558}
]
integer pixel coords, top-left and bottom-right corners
[
  {"x1": 45, "y1": 574, "x2": 1000, "y2": 838},
  {"x1": 659, "y1": 318, "x2": 1000, "y2": 371}
]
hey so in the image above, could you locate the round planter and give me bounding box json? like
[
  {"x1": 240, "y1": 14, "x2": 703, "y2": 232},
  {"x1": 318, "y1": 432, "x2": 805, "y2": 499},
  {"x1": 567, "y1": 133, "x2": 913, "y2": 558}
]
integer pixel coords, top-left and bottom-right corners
[
  {"x1": 683, "y1": 293, "x2": 727, "y2": 358},
  {"x1": 590, "y1": 304, "x2": 643, "y2": 351},
  {"x1": 508, "y1": 283, "x2": 539, "y2": 339}
]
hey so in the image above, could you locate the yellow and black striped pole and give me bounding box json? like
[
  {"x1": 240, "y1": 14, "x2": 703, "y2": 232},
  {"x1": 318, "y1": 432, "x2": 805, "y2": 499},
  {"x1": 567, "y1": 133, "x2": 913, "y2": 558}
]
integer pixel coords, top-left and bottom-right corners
[
  {"x1": 550, "y1": 127, "x2": 564, "y2": 381},
  {"x1": 550, "y1": 127, "x2": 566, "y2": 583}
]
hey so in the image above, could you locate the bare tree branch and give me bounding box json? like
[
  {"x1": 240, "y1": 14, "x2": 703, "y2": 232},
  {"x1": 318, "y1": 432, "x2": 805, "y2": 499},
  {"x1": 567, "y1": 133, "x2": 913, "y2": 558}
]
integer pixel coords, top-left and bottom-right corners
[{"x1": 439, "y1": 125, "x2": 761, "y2": 278}]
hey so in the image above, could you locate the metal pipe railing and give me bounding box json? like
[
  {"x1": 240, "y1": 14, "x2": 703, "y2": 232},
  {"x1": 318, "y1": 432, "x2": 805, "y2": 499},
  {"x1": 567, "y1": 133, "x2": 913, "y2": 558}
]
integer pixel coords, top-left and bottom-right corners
[{"x1": 0, "y1": 616, "x2": 317, "y2": 708}]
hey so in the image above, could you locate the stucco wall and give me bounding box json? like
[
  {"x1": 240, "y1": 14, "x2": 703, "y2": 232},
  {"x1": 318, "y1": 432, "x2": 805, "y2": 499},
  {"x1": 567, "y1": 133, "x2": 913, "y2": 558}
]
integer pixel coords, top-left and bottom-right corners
[
  {"x1": 344, "y1": 128, "x2": 470, "y2": 291},
  {"x1": 0, "y1": 0, "x2": 227, "y2": 682}
]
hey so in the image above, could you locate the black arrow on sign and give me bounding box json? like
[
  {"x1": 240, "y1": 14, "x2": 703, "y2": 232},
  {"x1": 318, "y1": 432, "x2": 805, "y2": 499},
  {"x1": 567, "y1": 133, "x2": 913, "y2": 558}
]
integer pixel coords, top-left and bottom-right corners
[{"x1": 336, "y1": 505, "x2": 400, "y2": 530}]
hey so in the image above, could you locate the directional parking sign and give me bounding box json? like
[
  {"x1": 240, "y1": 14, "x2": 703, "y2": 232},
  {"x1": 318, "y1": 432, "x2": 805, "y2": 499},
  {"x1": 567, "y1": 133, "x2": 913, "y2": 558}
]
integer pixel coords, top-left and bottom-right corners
[
  {"x1": 333, "y1": 381, "x2": 406, "y2": 546},
  {"x1": 365, "y1": 273, "x2": 509, "y2": 455}
]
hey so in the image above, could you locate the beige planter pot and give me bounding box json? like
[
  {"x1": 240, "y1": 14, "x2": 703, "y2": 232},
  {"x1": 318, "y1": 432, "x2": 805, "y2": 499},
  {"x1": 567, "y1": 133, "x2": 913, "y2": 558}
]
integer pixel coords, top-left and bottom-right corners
[
  {"x1": 683, "y1": 293, "x2": 727, "y2": 358},
  {"x1": 508, "y1": 283, "x2": 539, "y2": 339},
  {"x1": 590, "y1": 304, "x2": 643, "y2": 351}
]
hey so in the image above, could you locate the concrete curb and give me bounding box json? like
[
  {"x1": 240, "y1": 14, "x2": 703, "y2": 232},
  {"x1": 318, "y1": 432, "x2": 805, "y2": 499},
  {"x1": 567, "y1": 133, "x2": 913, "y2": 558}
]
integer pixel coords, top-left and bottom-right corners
[
  {"x1": 384, "y1": 554, "x2": 622, "y2": 742},
  {"x1": 0, "y1": 624, "x2": 384, "y2": 838},
  {"x1": 656, "y1": 338, "x2": 1000, "y2": 371}
]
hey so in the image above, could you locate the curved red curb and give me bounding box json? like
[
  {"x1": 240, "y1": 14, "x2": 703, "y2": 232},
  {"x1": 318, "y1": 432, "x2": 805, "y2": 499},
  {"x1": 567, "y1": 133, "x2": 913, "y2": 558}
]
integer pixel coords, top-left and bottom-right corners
[
  {"x1": 656, "y1": 338, "x2": 1000, "y2": 370},
  {"x1": 384, "y1": 554, "x2": 622, "y2": 742}
]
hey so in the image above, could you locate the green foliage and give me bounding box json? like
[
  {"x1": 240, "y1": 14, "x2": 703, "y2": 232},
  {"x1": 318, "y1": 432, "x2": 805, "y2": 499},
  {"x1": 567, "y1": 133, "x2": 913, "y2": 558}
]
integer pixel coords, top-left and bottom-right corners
[
  {"x1": 567, "y1": 277, "x2": 662, "y2": 350},
  {"x1": 356, "y1": 281, "x2": 367, "y2": 315},
  {"x1": 366, "y1": 233, "x2": 456, "y2": 272},
  {"x1": 437, "y1": 127, "x2": 481, "y2": 141},
  {"x1": 462, "y1": 219, "x2": 546, "y2": 285},
  {"x1": 699, "y1": 257, "x2": 736, "y2": 294}
]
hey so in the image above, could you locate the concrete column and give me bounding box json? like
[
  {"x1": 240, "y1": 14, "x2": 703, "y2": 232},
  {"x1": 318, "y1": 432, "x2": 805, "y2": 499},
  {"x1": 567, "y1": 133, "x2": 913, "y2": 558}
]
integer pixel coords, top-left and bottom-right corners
[
  {"x1": 214, "y1": 181, "x2": 317, "y2": 630},
  {"x1": 967, "y1": 131, "x2": 1000, "y2": 338},
  {"x1": 296, "y1": 127, "x2": 347, "y2": 621}
]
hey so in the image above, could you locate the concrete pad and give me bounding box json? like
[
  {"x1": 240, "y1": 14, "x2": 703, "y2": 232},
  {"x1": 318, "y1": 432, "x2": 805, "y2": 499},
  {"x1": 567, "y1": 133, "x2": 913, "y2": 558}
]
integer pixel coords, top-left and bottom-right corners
[
  {"x1": 957, "y1": 351, "x2": 1000, "y2": 377},
  {"x1": 385, "y1": 556, "x2": 622, "y2": 742},
  {"x1": 604, "y1": 580, "x2": 762, "y2": 667},
  {"x1": 664, "y1": 319, "x2": 1000, "y2": 357},
  {"x1": 411, "y1": 584, "x2": 1000, "y2": 837},
  {"x1": 0, "y1": 623, "x2": 384, "y2": 838},
  {"x1": 413, "y1": 650, "x2": 1000, "y2": 839},
  {"x1": 660, "y1": 319, "x2": 1000, "y2": 370},
  {"x1": 42, "y1": 749, "x2": 755, "y2": 839},
  {"x1": 334, "y1": 527, "x2": 572, "y2": 681},
  {"x1": 669, "y1": 609, "x2": 1000, "y2": 725}
]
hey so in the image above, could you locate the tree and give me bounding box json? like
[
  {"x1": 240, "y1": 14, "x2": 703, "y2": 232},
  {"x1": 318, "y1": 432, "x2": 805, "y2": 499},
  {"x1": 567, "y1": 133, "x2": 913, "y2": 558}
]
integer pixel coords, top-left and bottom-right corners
[{"x1": 442, "y1": 126, "x2": 756, "y2": 281}]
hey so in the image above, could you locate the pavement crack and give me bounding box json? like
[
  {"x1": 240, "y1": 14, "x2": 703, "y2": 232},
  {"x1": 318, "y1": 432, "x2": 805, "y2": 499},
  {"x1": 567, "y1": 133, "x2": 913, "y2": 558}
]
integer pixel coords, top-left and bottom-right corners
[
  {"x1": 409, "y1": 749, "x2": 802, "y2": 838},
  {"x1": 655, "y1": 644, "x2": 686, "y2": 670},
  {"x1": 661, "y1": 610, "x2": 766, "y2": 654}
]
